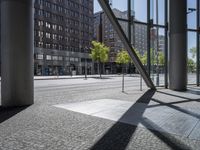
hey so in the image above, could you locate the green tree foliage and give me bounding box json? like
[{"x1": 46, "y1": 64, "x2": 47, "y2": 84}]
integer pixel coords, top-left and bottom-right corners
[
  {"x1": 90, "y1": 41, "x2": 110, "y2": 77},
  {"x1": 158, "y1": 52, "x2": 164, "y2": 65},
  {"x1": 189, "y1": 47, "x2": 196, "y2": 59},
  {"x1": 188, "y1": 58, "x2": 196, "y2": 73},
  {"x1": 139, "y1": 49, "x2": 165, "y2": 65},
  {"x1": 188, "y1": 47, "x2": 196, "y2": 73},
  {"x1": 116, "y1": 50, "x2": 131, "y2": 65}
]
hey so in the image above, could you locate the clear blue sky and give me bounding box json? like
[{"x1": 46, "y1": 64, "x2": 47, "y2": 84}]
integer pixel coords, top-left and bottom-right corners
[{"x1": 94, "y1": 0, "x2": 197, "y2": 59}]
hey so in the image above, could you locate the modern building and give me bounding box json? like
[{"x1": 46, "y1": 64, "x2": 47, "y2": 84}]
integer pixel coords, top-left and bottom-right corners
[
  {"x1": 34, "y1": 0, "x2": 94, "y2": 75},
  {"x1": 94, "y1": 10, "x2": 124, "y2": 73},
  {"x1": 94, "y1": 9, "x2": 149, "y2": 73}
]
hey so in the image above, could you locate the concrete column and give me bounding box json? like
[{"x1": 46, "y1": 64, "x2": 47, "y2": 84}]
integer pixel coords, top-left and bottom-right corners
[
  {"x1": 1, "y1": 0, "x2": 34, "y2": 106},
  {"x1": 169, "y1": 0, "x2": 187, "y2": 91}
]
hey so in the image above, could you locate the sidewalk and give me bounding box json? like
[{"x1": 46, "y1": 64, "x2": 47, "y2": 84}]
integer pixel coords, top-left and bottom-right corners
[{"x1": 34, "y1": 74, "x2": 140, "y2": 80}]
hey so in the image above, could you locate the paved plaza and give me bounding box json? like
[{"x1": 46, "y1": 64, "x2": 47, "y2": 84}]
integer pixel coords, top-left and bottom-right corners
[{"x1": 0, "y1": 76, "x2": 200, "y2": 149}]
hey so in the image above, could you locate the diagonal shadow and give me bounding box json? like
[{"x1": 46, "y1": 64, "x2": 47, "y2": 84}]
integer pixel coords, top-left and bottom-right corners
[
  {"x1": 148, "y1": 99, "x2": 200, "y2": 108},
  {"x1": 141, "y1": 118, "x2": 193, "y2": 150},
  {"x1": 151, "y1": 98, "x2": 200, "y2": 119},
  {"x1": 157, "y1": 91, "x2": 199, "y2": 100},
  {"x1": 90, "y1": 89, "x2": 195, "y2": 150},
  {"x1": 90, "y1": 89, "x2": 155, "y2": 150},
  {"x1": 156, "y1": 90, "x2": 199, "y2": 100},
  {"x1": 0, "y1": 106, "x2": 28, "y2": 123},
  {"x1": 187, "y1": 88, "x2": 200, "y2": 96},
  {"x1": 187, "y1": 87, "x2": 200, "y2": 91}
]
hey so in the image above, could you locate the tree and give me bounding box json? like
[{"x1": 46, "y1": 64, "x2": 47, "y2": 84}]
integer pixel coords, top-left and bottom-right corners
[
  {"x1": 188, "y1": 58, "x2": 196, "y2": 73},
  {"x1": 188, "y1": 47, "x2": 196, "y2": 73},
  {"x1": 139, "y1": 48, "x2": 156, "y2": 66},
  {"x1": 158, "y1": 52, "x2": 164, "y2": 65},
  {"x1": 189, "y1": 47, "x2": 196, "y2": 59},
  {"x1": 90, "y1": 41, "x2": 110, "y2": 78},
  {"x1": 116, "y1": 49, "x2": 131, "y2": 92}
]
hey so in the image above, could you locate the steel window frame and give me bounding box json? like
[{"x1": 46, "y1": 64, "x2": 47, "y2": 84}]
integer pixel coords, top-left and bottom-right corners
[{"x1": 98, "y1": 0, "x2": 155, "y2": 89}]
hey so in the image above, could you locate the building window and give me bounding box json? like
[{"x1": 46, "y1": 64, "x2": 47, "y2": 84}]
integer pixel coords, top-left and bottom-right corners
[
  {"x1": 45, "y1": 22, "x2": 51, "y2": 29},
  {"x1": 35, "y1": 54, "x2": 44, "y2": 60},
  {"x1": 58, "y1": 56, "x2": 63, "y2": 61},
  {"x1": 45, "y1": 43, "x2": 51, "y2": 49},
  {"x1": 52, "y1": 34, "x2": 57, "y2": 40},
  {"x1": 38, "y1": 41, "x2": 43, "y2": 48},
  {"x1": 65, "y1": 57, "x2": 69, "y2": 61},
  {"x1": 38, "y1": 31, "x2": 43, "y2": 38},
  {"x1": 70, "y1": 57, "x2": 75, "y2": 62},
  {"x1": 38, "y1": 20, "x2": 44, "y2": 26},
  {"x1": 52, "y1": 56, "x2": 58, "y2": 60},
  {"x1": 52, "y1": 24, "x2": 57, "y2": 30},
  {"x1": 46, "y1": 55, "x2": 52, "y2": 60},
  {"x1": 46, "y1": 33, "x2": 51, "y2": 39}
]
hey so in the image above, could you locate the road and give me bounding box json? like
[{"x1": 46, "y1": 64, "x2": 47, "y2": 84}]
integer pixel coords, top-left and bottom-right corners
[{"x1": 34, "y1": 76, "x2": 148, "y2": 104}]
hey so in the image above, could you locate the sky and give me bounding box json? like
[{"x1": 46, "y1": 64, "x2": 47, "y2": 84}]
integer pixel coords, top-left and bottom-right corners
[{"x1": 94, "y1": 0, "x2": 197, "y2": 59}]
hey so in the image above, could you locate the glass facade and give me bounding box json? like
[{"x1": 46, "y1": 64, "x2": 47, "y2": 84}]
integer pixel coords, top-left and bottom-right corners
[
  {"x1": 97, "y1": 0, "x2": 168, "y2": 87},
  {"x1": 187, "y1": 0, "x2": 199, "y2": 85},
  {"x1": 96, "y1": 0, "x2": 200, "y2": 87}
]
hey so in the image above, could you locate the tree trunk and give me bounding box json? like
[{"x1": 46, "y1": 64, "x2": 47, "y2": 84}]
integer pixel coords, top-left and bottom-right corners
[{"x1": 98, "y1": 61, "x2": 102, "y2": 78}]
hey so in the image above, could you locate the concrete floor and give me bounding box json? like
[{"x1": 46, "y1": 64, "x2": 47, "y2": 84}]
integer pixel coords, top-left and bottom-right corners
[{"x1": 0, "y1": 76, "x2": 200, "y2": 150}]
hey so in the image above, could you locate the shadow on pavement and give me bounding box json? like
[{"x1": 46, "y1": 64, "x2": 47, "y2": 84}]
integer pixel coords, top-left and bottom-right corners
[
  {"x1": 0, "y1": 106, "x2": 28, "y2": 124},
  {"x1": 141, "y1": 118, "x2": 193, "y2": 150},
  {"x1": 91, "y1": 77, "x2": 112, "y2": 80},
  {"x1": 187, "y1": 88, "x2": 200, "y2": 95},
  {"x1": 90, "y1": 89, "x2": 155, "y2": 150},
  {"x1": 90, "y1": 89, "x2": 193, "y2": 150}
]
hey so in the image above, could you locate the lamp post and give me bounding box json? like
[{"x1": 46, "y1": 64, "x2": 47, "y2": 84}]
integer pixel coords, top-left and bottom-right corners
[
  {"x1": 156, "y1": 0, "x2": 159, "y2": 86},
  {"x1": 84, "y1": 47, "x2": 88, "y2": 79},
  {"x1": 187, "y1": 8, "x2": 196, "y2": 14}
]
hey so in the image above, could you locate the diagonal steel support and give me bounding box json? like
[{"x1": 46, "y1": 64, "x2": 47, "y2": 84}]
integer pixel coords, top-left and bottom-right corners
[{"x1": 98, "y1": 0, "x2": 155, "y2": 89}]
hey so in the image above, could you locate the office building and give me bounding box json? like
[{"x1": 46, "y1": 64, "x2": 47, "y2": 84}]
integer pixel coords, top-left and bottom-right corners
[{"x1": 34, "y1": 0, "x2": 94, "y2": 75}]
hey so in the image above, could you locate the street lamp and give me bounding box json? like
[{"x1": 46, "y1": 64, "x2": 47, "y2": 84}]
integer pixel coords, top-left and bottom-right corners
[
  {"x1": 187, "y1": 8, "x2": 196, "y2": 14},
  {"x1": 84, "y1": 47, "x2": 89, "y2": 79},
  {"x1": 156, "y1": 0, "x2": 159, "y2": 86}
]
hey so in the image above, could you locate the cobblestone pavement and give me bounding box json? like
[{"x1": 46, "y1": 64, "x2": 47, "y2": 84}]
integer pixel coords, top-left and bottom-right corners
[{"x1": 0, "y1": 77, "x2": 200, "y2": 150}]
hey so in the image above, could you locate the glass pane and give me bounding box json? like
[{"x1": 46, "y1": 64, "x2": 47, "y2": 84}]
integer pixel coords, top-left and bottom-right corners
[
  {"x1": 134, "y1": 0, "x2": 147, "y2": 23},
  {"x1": 94, "y1": 0, "x2": 102, "y2": 13},
  {"x1": 112, "y1": 0, "x2": 128, "y2": 10},
  {"x1": 150, "y1": 27, "x2": 165, "y2": 86},
  {"x1": 133, "y1": 23, "x2": 148, "y2": 71},
  {"x1": 150, "y1": 0, "x2": 165, "y2": 25},
  {"x1": 188, "y1": 32, "x2": 197, "y2": 84},
  {"x1": 118, "y1": 20, "x2": 129, "y2": 39},
  {"x1": 187, "y1": 0, "x2": 197, "y2": 29}
]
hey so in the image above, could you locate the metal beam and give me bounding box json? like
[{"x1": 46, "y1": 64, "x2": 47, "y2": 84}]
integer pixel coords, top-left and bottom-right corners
[
  {"x1": 197, "y1": 0, "x2": 199, "y2": 86},
  {"x1": 98, "y1": 0, "x2": 155, "y2": 89}
]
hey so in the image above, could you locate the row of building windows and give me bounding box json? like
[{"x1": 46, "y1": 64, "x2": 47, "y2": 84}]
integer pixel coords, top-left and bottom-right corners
[
  {"x1": 35, "y1": 54, "x2": 80, "y2": 62},
  {"x1": 35, "y1": 9, "x2": 64, "y2": 21},
  {"x1": 36, "y1": 0, "x2": 92, "y2": 14},
  {"x1": 36, "y1": 20, "x2": 92, "y2": 34},
  {"x1": 35, "y1": 30, "x2": 91, "y2": 41},
  {"x1": 35, "y1": 8, "x2": 92, "y2": 23},
  {"x1": 34, "y1": 41, "x2": 91, "y2": 53}
]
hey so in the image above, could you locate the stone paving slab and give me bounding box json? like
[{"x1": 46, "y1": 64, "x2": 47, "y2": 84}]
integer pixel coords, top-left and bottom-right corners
[{"x1": 54, "y1": 99, "x2": 200, "y2": 140}]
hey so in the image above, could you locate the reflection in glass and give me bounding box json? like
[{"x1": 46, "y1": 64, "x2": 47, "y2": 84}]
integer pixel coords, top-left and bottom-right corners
[
  {"x1": 150, "y1": 0, "x2": 165, "y2": 25},
  {"x1": 134, "y1": 0, "x2": 147, "y2": 22},
  {"x1": 187, "y1": 0, "x2": 197, "y2": 29},
  {"x1": 150, "y1": 28, "x2": 165, "y2": 86},
  {"x1": 188, "y1": 32, "x2": 197, "y2": 84}
]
